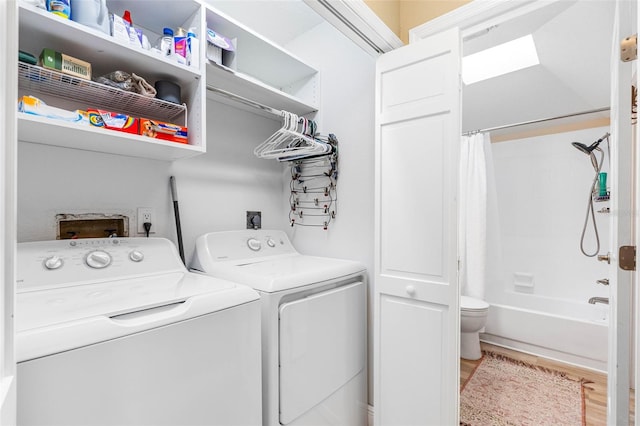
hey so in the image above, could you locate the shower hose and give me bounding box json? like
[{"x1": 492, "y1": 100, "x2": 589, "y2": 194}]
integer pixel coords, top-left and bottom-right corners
[{"x1": 579, "y1": 149, "x2": 604, "y2": 257}]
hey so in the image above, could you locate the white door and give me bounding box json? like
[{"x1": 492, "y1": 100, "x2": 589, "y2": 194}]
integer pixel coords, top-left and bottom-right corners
[
  {"x1": 0, "y1": 0, "x2": 18, "y2": 424},
  {"x1": 374, "y1": 28, "x2": 461, "y2": 426},
  {"x1": 609, "y1": 1, "x2": 637, "y2": 424}
]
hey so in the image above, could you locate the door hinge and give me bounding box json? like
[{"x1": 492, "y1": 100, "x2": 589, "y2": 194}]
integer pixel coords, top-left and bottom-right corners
[
  {"x1": 621, "y1": 34, "x2": 637, "y2": 62},
  {"x1": 619, "y1": 245, "x2": 636, "y2": 271}
]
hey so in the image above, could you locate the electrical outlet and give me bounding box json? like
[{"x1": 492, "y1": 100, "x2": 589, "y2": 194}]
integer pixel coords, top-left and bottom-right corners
[{"x1": 137, "y1": 207, "x2": 155, "y2": 234}]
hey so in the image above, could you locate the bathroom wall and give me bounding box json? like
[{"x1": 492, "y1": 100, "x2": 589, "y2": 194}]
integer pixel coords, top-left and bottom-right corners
[{"x1": 488, "y1": 126, "x2": 610, "y2": 311}]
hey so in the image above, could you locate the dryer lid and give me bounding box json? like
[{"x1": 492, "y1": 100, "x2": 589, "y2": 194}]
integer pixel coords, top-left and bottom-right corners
[{"x1": 197, "y1": 254, "x2": 365, "y2": 292}]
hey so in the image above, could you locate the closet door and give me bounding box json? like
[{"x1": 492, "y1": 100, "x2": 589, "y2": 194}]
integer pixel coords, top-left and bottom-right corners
[{"x1": 374, "y1": 27, "x2": 461, "y2": 425}]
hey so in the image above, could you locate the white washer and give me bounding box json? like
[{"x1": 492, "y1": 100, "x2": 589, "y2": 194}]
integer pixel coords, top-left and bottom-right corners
[
  {"x1": 190, "y1": 230, "x2": 367, "y2": 426},
  {"x1": 16, "y1": 237, "x2": 262, "y2": 426}
]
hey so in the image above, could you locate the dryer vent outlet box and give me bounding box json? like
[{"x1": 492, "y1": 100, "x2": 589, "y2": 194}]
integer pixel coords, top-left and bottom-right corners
[
  {"x1": 56, "y1": 213, "x2": 129, "y2": 239},
  {"x1": 246, "y1": 211, "x2": 261, "y2": 229}
]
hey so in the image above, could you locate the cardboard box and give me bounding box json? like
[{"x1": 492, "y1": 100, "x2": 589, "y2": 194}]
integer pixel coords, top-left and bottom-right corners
[
  {"x1": 139, "y1": 118, "x2": 188, "y2": 144},
  {"x1": 88, "y1": 109, "x2": 139, "y2": 134},
  {"x1": 39, "y1": 48, "x2": 92, "y2": 80}
]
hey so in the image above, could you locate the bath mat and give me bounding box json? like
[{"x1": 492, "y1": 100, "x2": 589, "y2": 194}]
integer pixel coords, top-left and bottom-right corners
[{"x1": 460, "y1": 351, "x2": 586, "y2": 426}]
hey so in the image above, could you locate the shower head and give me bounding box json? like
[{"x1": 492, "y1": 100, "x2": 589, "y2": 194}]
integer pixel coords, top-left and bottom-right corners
[
  {"x1": 571, "y1": 133, "x2": 610, "y2": 155},
  {"x1": 571, "y1": 140, "x2": 600, "y2": 154}
]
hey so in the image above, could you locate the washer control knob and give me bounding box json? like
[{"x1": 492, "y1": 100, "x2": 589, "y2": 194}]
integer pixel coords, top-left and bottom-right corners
[
  {"x1": 266, "y1": 238, "x2": 276, "y2": 248},
  {"x1": 43, "y1": 256, "x2": 63, "y2": 270},
  {"x1": 405, "y1": 285, "x2": 416, "y2": 296},
  {"x1": 129, "y1": 250, "x2": 144, "y2": 262},
  {"x1": 85, "y1": 250, "x2": 112, "y2": 269},
  {"x1": 247, "y1": 238, "x2": 262, "y2": 251}
]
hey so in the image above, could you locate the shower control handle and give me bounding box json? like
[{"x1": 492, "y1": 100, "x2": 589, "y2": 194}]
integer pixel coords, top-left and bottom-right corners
[
  {"x1": 596, "y1": 278, "x2": 609, "y2": 286},
  {"x1": 597, "y1": 253, "x2": 610, "y2": 264}
]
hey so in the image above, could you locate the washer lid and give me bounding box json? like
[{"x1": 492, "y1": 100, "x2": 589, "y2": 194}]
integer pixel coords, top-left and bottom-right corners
[
  {"x1": 460, "y1": 296, "x2": 489, "y2": 311},
  {"x1": 16, "y1": 272, "x2": 259, "y2": 362},
  {"x1": 199, "y1": 254, "x2": 365, "y2": 292}
]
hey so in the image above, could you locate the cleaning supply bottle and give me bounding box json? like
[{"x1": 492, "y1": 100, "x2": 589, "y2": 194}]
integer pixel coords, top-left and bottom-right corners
[
  {"x1": 46, "y1": 0, "x2": 71, "y2": 18},
  {"x1": 187, "y1": 28, "x2": 199, "y2": 68},
  {"x1": 122, "y1": 10, "x2": 142, "y2": 48},
  {"x1": 598, "y1": 172, "x2": 608, "y2": 197},
  {"x1": 174, "y1": 27, "x2": 188, "y2": 65},
  {"x1": 156, "y1": 27, "x2": 174, "y2": 57}
]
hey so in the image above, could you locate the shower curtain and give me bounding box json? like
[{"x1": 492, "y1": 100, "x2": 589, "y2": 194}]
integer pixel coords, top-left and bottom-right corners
[{"x1": 459, "y1": 132, "x2": 495, "y2": 300}]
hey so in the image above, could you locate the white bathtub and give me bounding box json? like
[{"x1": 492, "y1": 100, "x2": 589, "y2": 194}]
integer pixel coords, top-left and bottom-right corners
[{"x1": 481, "y1": 294, "x2": 608, "y2": 372}]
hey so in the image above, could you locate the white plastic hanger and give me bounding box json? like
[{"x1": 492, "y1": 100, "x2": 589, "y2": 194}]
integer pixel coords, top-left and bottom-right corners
[{"x1": 254, "y1": 111, "x2": 329, "y2": 160}]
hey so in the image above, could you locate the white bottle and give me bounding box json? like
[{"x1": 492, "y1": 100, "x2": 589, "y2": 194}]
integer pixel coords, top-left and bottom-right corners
[
  {"x1": 156, "y1": 27, "x2": 174, "y2": 57},
  {"x1": 187, "y1": 29, "x2": 199, "y2": 68}
]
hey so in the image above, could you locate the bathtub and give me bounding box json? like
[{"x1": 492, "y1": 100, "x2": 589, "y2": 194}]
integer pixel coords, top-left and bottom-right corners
[{"x1": 480, "y1": 293, "x2": 608, "y2": 372}]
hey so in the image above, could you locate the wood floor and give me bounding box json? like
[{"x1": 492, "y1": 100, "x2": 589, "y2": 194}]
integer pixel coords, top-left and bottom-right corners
[{"x1": 461, "y1": 342, "x2": 635, "y2": 425}]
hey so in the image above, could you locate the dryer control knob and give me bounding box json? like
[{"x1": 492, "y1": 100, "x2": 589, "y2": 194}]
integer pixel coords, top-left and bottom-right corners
[
  {"x1": 247, "y1": 238, "x2": 262, "y2": 251},
  {"x1": 85, "y1": 250, "x2": 112, "y2": 269},
  {"x1": 43, "y1": 255, "x2": 64, "y2": 270},
  {"x1": 129, "y1": 250, "x2": 144, "y2": 262}
]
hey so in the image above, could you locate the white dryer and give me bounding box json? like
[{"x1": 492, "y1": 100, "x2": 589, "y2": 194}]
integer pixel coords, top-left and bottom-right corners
[
  {"x1": 190, "y1": 230, "x2": 367, "y2": 426},
  {"x1": 16, "y1": 237, "x2": 262, "y2": 426}
]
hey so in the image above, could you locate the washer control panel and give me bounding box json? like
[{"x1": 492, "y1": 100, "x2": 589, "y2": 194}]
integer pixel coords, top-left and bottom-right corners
[
  {"x1": 246, "y1": 238, "x2": 262, "y2": 251},
  {"x1": 18, "y1": 238, "x2": 185, "y2": 292}
]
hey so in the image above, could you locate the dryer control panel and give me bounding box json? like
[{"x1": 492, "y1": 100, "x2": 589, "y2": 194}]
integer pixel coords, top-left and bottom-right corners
[
  {"x1": 191, "y1": 230, "x2": 297, "y2": 271},
  {"x1": 17, "y1": 238, "x2": 185, "y2": 292}
]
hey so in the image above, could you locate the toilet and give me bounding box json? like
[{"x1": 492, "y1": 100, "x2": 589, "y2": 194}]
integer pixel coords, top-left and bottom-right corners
[{"x1": 460, "y1": 296, "x2": 490, "y2": 360}]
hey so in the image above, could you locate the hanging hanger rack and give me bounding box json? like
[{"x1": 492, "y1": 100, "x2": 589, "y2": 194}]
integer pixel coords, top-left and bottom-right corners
[{"x1": 462, "y1": 106, "x2": 610, "y2": 136}]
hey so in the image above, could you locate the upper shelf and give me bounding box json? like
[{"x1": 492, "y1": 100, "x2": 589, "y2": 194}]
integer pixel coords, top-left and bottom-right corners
[
  {"x1": 205, "y1": 6, "x2": 318, "y2": 90},
  {"x1": 18, "y1": 3, "x2": 201, "y2": 89},
  {"x1": 206, "y1": 63, "x2": 318, "y2": 118},
  {"x1": 204, "y1": 5, "x2": 319, "y2": 118}
]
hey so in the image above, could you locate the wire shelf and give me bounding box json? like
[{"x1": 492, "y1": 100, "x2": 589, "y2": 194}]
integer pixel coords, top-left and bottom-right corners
[{"x1": 18, "y1": 62, "x2": 186, "y2": 122}]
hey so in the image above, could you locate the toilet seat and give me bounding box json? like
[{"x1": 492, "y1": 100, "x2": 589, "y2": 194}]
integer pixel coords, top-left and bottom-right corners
[{"x1": 461, "y1": 296, "x2": 489, "y2": 312}]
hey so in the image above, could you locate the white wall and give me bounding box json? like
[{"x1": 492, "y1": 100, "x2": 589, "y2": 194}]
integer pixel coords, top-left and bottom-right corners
[
  {"x1": 283, "y1": 22, "x2": 375, "y2": 274},
  {"x1": 18, "y1": 102, "x2": 283, "y2": 267},
  {"x1": 488, "y1": 126, "x2": 610, "y2": 310}
]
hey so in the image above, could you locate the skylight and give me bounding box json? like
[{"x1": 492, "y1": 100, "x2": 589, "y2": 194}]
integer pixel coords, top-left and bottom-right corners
[{"x1": 462, "y1": 34, "x2": 540, "y2": 85}]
